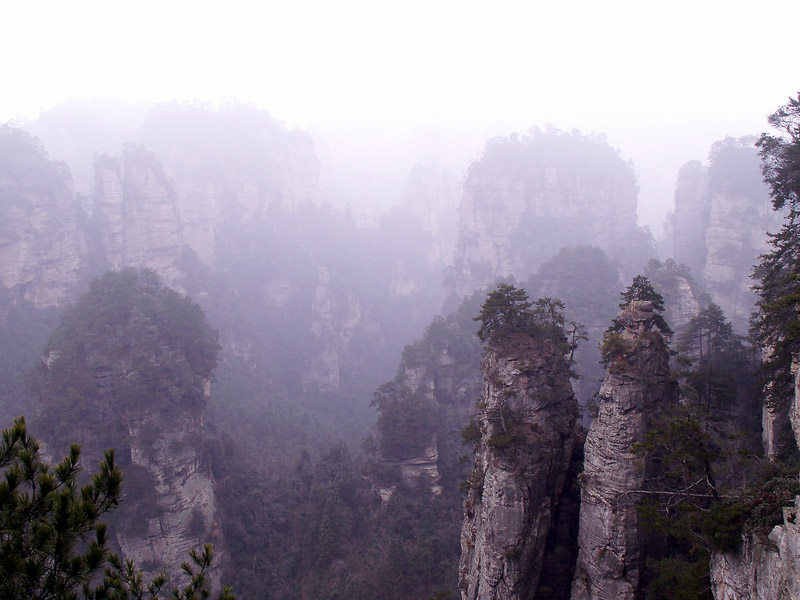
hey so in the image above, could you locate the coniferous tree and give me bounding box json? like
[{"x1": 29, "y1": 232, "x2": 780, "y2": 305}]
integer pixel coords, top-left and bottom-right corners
[
  {"x1": 752, "y1": 93, "x2": 800, "y2": 406},
  {"x1": 0, "y1": 417, "x2": 233, "y2": 600},
  {"x1": 474, "y1": 283, "x2": 534, "y2": 342},
  {"x1": 610, "y1": 275, "x2": 673, "y2": 337}
]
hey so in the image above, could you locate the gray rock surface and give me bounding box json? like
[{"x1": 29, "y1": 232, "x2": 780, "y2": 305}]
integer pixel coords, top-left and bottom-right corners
[
  {"x1": 451, "y1": 133, "x2": 640, "y2": 297},
  {"x1": 93, "y1": 150, "x2": 185, "y2": 287},
  {"x1": 710, "y1": 352, "x2": 800, "y2": 599},
  {"x1": 571, "y1": 301, "x2": 673, "y2": 600},
  {"x1": 0, "y1": 141, "x2": 87, "y2": 306},
  {"x1": 459, "y1": 332, "x2": 577, "y2": 600}
]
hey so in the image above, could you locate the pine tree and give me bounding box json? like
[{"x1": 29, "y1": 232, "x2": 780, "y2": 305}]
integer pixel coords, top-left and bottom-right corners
[
  {"x1": 474, "y1": 283, "x2": 534, "y2": 342},
  {"x1": 0, "y1": 417, "x2": 233, "y2": 600},
  {"x1": 752, "y1": 93, "x2": 800, "y2": 406},
  {"x1": 612, "y1": 275, "x2": 673, "y2": 337}
]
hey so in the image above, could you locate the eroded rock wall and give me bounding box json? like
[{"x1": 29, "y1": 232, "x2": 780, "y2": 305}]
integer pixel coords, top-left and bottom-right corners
[
  {"x1": 0, "y1": 127, "x2": 87, "y2": 306},
  {"x1": 710, "y1": 356, "x2": 800, "y2": 600},
  {"x1": 459, "y1": 332, "x2": 578, "y2": 600},
  {"x1": 451, "y1": 131, "x2": 641, "y2": 297},
  {"x1": 670, "y1": 138, "x2": 779, "y2": 333},
  {"x1": 571, "y1": 302, "x2": 674, "y2": 600},
  {"x1": 93, "y1": 147, "x2": 185, "y2": 287}
]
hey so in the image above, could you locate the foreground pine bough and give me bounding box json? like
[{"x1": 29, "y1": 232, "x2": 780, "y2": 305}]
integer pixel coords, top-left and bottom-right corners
[{"x1": 0, "y1": 416, "x2": 234, "y2": 600}]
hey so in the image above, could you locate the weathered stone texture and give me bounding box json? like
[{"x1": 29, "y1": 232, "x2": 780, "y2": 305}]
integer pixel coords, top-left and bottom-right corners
[
  {"x1": 571, "y1": 302, "x2": 673, "y2": 600},
  {"x1": 710, "y1": 356, "x2": 800, "y2": 599},
  {"x1": 460, "y1": 333, "x2": 578, "y2": 600},
  {"x1": 93, "y1": 153, "x2": 184, "y2": 288},
  {"x1": 451, "y1": 135, "x2": 639, "y2": 297},
  {"x1": 0, "y1": 167, "x2": 87, "y2": 307}
]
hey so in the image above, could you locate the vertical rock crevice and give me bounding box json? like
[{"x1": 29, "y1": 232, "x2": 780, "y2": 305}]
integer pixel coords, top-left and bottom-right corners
[
  {"x1": 459, "y1": 332, "x2": 578, "y2": 600},
  {"x1": 571, "y1": 301, "x2": 674, "y2": 600}
]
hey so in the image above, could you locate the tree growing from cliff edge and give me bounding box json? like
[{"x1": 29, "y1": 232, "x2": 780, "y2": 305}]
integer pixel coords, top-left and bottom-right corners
[
  {"x1": 752, "y1": 93, "x2": 800, "y2": 407},
  {"x1": 613, "y1": 275, "x2": 673, "y2": 337},
  {"x1": 474, "y1": 283, "x2": 534, "y2": 342},
  {"x1": 474, "y1": 284, "x2": 576, "y2": 351}
]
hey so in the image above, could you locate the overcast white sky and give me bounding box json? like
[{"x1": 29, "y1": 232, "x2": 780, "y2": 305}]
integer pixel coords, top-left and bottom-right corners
[{"x1": 3, "y1": 0, "x2": 799, "y2": 232}]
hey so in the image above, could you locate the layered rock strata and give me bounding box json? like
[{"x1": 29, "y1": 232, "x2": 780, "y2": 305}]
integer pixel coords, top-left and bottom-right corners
[
  {"x1": 571, "y1": 301, "x2": 673, "y2": 600},
  {"x1": 459, "y1": 332, "x2": 578, "y2": 600}
]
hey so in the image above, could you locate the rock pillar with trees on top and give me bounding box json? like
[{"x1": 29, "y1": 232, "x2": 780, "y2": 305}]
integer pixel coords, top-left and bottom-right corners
[{"x1": 571, "y1": 281, "x2": 675, "y2": 600}]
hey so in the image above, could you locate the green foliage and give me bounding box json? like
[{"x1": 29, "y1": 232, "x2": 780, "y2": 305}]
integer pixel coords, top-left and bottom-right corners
[
  {"x1": 644, "y1": 555, "x2": 712, "y2": 600},
  {"x1": 702, "y1": 466, "x2": 800, "y2": 554},
  {"x1": 0, "y1": 417, "x2": 233, "y2": 600},
  {"x1": 92, "y1": 544, "x2": 234, "y2": 600},
  {"x1": 526, "y1": 245, "x2": 620, "y2": 403},
  {"x1": 634, "y1": 402, "x2": 733, "y2": 597},
  {"x1": 599, "y1": 331, "x2": 628, "y2": 365},
  {"x1": 372, "y1": 383, "x2": 439, "y2": 461},
  {"x1": 612, "y1": 275, "x2": 673, "y2": 337},
  {"x1": 460, "y1": 418, "x2": 481, "y2": 448},
  {"x1": 619, "y1": 275, "x2": 666, "y2": 312},
  {"x1": 676, "y1": 303, "x2": 757, "y2": 411},
  {"x1": 34, "y1": 268, "x2": 219, "y2": 454},
  {"x1": 474, "y1": 284, "x2": 575, "y2": 354},
  {"x1": 752, "y1": 93, "x2": 800, "y2": 407},
  {"x1": 474, "y1": 283, "x2": 534, "y2": 342},
  {"x1": 0, "y1": 123, "x2": 72, "y2": 200},
  {"x1": 702, "y1": 501, "x2": 748, "y2": 553},
  {"x1": 0, "y1": 416, "x2": 121, "y2": 600}
]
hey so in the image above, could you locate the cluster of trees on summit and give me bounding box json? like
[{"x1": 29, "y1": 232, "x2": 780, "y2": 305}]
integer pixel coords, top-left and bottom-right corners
[{"x1": 2, "y1": 94, "x2": 800, "y2": 599}]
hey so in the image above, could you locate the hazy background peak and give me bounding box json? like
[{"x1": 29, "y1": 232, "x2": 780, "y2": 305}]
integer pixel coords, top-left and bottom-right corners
[{"x1": 3, "y1": 0, "x2": 799, "y2": 232}]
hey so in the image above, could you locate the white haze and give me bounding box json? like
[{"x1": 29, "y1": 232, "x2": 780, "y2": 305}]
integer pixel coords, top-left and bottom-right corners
[{"x1": 3, "y1": 0, "x2": 799, "y2": 233}]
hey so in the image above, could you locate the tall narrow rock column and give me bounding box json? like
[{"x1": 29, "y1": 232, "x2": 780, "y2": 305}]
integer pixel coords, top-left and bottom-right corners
[
  {"x1": 459, "y1": 331, "x2": 578, "y2": 600},
  {"x1": 571, "y1": 301, "x2": 673, "y2": 600}
]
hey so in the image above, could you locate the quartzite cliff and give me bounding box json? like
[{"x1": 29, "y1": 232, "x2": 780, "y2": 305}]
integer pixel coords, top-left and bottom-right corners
[
  {"x1": 571, "y1": 301, "x2": 674, "y2": 600},
  {"x1": 459, "y1": 330, "x2": 578, "y2": 600}
]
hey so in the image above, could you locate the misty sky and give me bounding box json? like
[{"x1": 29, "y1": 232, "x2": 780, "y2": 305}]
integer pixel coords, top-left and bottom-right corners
[{"x1": 4, "y1": 0, "x2": 799, "y2": 233}]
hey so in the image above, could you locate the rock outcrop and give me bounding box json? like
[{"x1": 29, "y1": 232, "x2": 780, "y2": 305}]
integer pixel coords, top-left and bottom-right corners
[
  {"x1": 93, "y1": 146, "x2": 185, "y2": 287},
  {"x1": 671, "y1": 160, "x2": 711, "y2": 281},
  {"x1": 710, "y1": 509, "x2": 800, "y2": 600},
  {"x1": 459, "y1": 332, "x2": 578, "y2": 599},
  {"x1": 372, "y1": 302, "x2": 484, "y2": 500},
  {"x1": 670, "y1": 137, "x2": 780, "y2": 333},
  {"x1": 571, "y1": 301, "x2": 674, "y2": 600},
  {"x1": 451, "y1": 129, "x2": 642, "y2": 297},
  {"x1": 0, "y1": 126, "x2": 87, "y2": 306},
  {"x1": 709, "y1": 354, "x2": 800, "y2": 600},
  {"x1": 33, "y1": 270, "x2": 224, "y2": 586}
]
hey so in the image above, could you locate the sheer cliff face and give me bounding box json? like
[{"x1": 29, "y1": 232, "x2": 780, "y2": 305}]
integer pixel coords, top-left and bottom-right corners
[
  {"x1": 710, "y1": 362, "x2": 800, "y2": 600},
  {"x1": 451, "y1": 131, "x2": 640, "y2": 297},
  {"x1": 672, "y1": 161, "x2": 710, "y2": 280},
  {"x1": 571, "y1": 302, "x2": 673, "y2": 600},
  {"x1": 703, "y1": 184, "x2": 776, "y2": 333},
  {"x1": 0, "y1": 127, "x2": 87, "y2": 307},
  {"x1": 671, "y1": 138, "x2": 780, "y2": 333},
  {"x1": 93, "y1": 147, "x2": 184, "y2": 287},
  {"x1": 459, "y1": 333, "x2": 578, "y2": 600}
]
